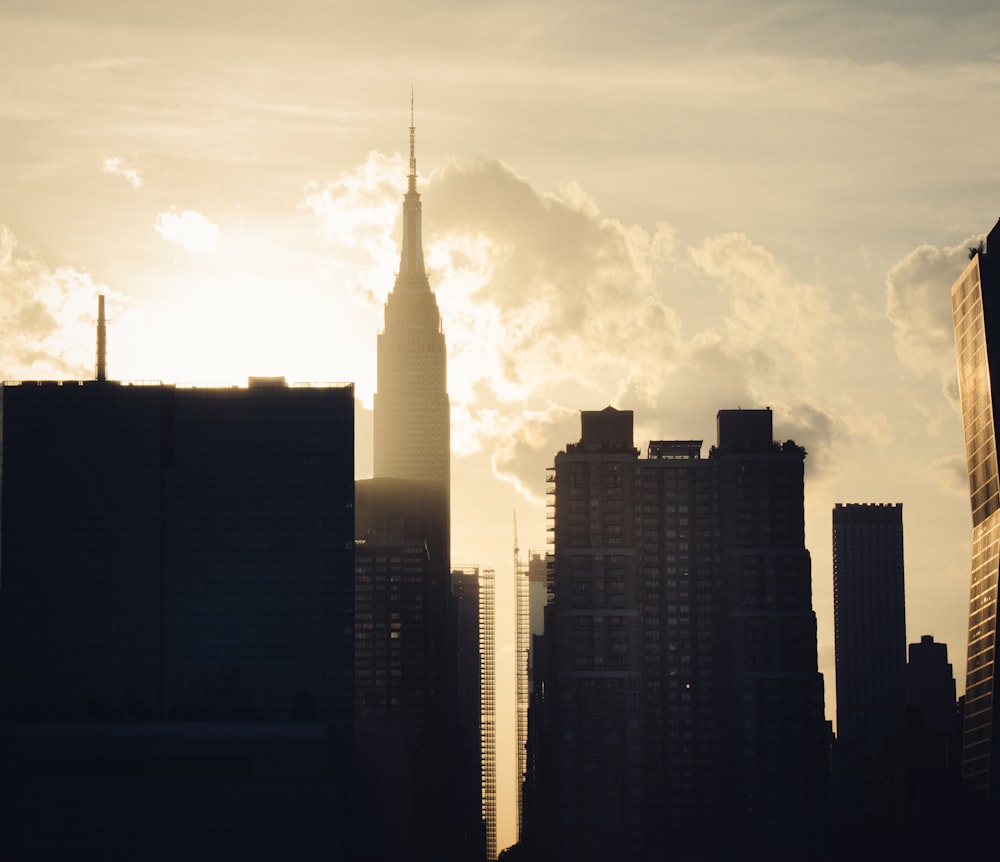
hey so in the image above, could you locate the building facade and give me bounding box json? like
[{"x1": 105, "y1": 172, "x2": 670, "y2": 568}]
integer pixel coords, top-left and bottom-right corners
[
  {"x1": 832, "y1": 503, "x2": 907, "y2": 755},
  {"x1": 527, "y1": 407, "x2": 826, "y2": 860},
  {"x1": 373, "y1": 107, "x2": 450, "y2": 501},
  {"x1": 950, "y1": 218, "x2": 1000, "y2": 796},
  {"x1": 0, "y1": 376, "x2": 356, "y2": 858}
]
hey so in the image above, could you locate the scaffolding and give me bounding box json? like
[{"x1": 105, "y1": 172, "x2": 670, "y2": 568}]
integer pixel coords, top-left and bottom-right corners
[
  {"x1": 480, "y1": 567, "x2": 497, "y2": 860},
  {"x1": 514, "y1": 518, "x2": 530, "y2": 839}
]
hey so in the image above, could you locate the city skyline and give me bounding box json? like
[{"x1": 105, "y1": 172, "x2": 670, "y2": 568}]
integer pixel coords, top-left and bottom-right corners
[{"x1": 3, "y1": 1, "x2": 1000, "y2": 850}]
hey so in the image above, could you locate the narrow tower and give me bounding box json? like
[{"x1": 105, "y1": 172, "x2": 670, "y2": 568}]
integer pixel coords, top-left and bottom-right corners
[{"x1": 832, "y1": 503, "x2": 907, "y2": 756}]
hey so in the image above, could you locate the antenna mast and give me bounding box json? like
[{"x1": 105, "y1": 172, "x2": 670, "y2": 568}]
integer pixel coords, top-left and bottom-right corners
[
  {"x1": 513, "y1": 509, "x2": 520, "y2": 573},
  {"x1": 95, "y1": 294, "x2": 107, "y2": 382}
]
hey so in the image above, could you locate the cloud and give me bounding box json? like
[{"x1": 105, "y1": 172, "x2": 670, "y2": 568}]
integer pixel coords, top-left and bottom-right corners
[
  {"x1": 690, "y1": 232, "x2": 841, "y2": 378},
  {"x1": 886, "y1": 236, "x2": 979, "y2": 376},
  {"x1": 0, "y1": 224, "x2": 125, "y2": 380},
  {"x1": 301, "y1": 152, "x2": 404, "y2": 307},
  {"x1": 155, "y1": 209, "x2": 220, "y2": 255},
  {"x1": 924, "y1": 453, "x2": 968, "y2": 496},
  {"x1": 102, "y1": 156, "x2": 143, "y2": 189},
  {"x1": 307, "y1": 155, "x2": 846, "y2": 500}
]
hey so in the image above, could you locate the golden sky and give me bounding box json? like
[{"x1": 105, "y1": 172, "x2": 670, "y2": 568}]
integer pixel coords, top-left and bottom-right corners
[{"x1": 3, "y1": 0, "x2": 1000, "y2": 852}]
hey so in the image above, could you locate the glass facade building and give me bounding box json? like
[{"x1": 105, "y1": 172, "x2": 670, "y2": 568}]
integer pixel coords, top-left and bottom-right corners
[{"x1": 951, "y1": 219, "x2": 1000, "y2": 796}]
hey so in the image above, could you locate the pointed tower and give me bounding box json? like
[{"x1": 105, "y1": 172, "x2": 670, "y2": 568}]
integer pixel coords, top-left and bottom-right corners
[{"x1": 373, "y1": 98, "x2": 450, "y2": 496}]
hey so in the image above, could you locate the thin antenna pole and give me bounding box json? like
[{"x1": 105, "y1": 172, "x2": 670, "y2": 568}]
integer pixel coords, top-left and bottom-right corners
[
  {"x1": 96, "y1": 294, "x2": 107, "y2": 382},
  {"x1": 408, "y1": 87, "x2": 417, "y2": 191}
]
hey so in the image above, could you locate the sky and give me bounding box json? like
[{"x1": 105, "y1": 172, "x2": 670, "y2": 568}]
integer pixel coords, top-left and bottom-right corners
[{"x1": 3, "y1": 0, "x2": 1000, "y2": 851}]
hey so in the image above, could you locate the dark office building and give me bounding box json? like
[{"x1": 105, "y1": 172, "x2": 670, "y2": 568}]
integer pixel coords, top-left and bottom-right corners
[
  {"x1": 526, "y1": 407, "x2": 826, "y2": 861},
  {"x1": 833, "y1": 503, "x2": 907, "y2": 756},
  {"x1": 950, "y1": 217, "x2": 1000, "y2": 798},
  {"x1": 908, "y1": 635, "x2": 958, "y2": 739},
  {"x1": 0, "y1": 376, "x2": 355, "y2": 859}
]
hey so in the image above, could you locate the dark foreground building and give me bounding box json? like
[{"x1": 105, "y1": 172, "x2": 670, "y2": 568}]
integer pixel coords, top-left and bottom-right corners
[
  {"x1": 833, "y1": 503, "x2": 907, "y2": 756},
  {"x1": 522, "y1": 407, "x2": 827, "y2": 861},
  {"x1": 0, "y1": 376, "x2": 355, "y2": 860}
]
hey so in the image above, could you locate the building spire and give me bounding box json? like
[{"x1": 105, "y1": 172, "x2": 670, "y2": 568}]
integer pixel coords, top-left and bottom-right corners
[
  {"x1": 398, "y1": 90, "x2": 426, "y2": 281},
  {"x1": 408, "y1": 87, "x2": 417, "y2": 193}
]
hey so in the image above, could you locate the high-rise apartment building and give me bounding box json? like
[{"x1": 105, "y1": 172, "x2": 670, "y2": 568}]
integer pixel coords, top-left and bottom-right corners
[
  {"x1": 832, "y1": 503, "x2": 907, "y2": 755},
  {"x1": 950, "y1": 218, "x2": 1000, "y2": 796},
  {"x1": 528, "y1": 407, "x2": 826, "y2": 860},
  {"x1": 0, "y1": 375, "x2": 356, "y2": 858}
]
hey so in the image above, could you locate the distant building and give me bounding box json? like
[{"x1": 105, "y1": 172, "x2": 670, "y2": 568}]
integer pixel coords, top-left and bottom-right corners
[
  {"x1": 832, "y1": 503, "x2": 907, "y2": 755},
  {"x1": 0, "y1": 375, "x2": 355, "y2": 858},
  {"x1": 373, "y1": 104, "x2": 450, "y2": 501},
  {"x1": 469, "y1": 567, "x2": 497, "y2": 861},
  {"x1": 908, "y1": 635, "x2": 958, "y2": 739},
  {"x1": 527, "y1": 407, "x2": 826, "y2": 861},
  {"x1": 950, "y1": 218, "x2": 1000, "y2": 797},
  {"x1": 518, "y1": 550, "x2": 545, "y2": 839}
]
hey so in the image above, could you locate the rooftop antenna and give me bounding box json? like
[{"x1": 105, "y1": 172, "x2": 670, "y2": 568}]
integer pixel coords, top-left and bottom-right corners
[
  {"x1": 95, "y1": 294, "x2": 107, "y2": 382},
  {"x1": 408, "y1": 87, "x2": 417, "y2": 192}
]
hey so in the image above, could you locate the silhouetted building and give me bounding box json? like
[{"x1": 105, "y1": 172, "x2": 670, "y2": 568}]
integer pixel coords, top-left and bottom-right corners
[
  {"x1": 908, "y1": 635, "x2": 958, "y2": 739},
  {"x1": 833, "y1": 503, "x2": 907, "y2": 756},
  {"x1": 517, "y1": 550, "x2": 545, "y2": 840},
  {"x1": 950, "y1": 217, "x2": 1000, "y2": 798},
  {"x1": 467, "y1": 566, "x2": 496, "y2": 860},
  {"x1": 527, "y1": 407, "x2": 826, "y2": 861},
  {"x1": 0, "y1": 375, "x2": 355, "y2": 859}
]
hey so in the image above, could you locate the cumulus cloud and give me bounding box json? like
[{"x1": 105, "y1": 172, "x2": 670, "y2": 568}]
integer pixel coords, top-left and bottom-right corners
[
  {"x1": 886, "y1": 236, "x2": 978, "y2": 376},
  {"x1": 102, "y1": 156, "x2": 143, "y2": 189},
  {"x1": 0, "y1": 224, "x2": 124, "y2": 380},
  {"x1": 155, "y1": 209, "x2": 220, "y2": 254},
  {"x1": 301, "y1": 151, "x2": 404, "y2": 307},
  {"x1": 306, "y1": 155, "x2": 847, "y2": 500},
  {"x1": 690, "y1": 232, "x2": 841, "y2": 379},
  {"x1": 925, "y1": 453, "x2": 968, "y2": 496}
]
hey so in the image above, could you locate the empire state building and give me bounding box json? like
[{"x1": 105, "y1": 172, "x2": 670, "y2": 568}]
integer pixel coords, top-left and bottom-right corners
[{"x1": 373, "y1": 108, "x2": 450, "y2": 495}]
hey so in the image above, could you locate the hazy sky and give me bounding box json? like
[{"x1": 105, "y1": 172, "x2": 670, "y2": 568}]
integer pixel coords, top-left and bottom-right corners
[{"x1": 3, "y1": 0, "x2": 1000, "y2": 851}]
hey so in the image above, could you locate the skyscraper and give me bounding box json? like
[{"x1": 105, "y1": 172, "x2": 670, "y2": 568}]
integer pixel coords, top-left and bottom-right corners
[
  {"x1": 477, "y1": 567, "x2": 498, "y2": 861},
  {"x1": 832, "y1": 503, "x2": 907, "y2": 755},
  {"x1": 356, "y1": 107, "x2": 477, "y2": 860},
  {"x1": 373, "y1": 101, "x2": 450, "y2": 499},
  {"x1": 528, "y1": 407, "x2": 826, "y2": 861},
  {"x1": 950, "y1": 218, "x2": 1000, "y2": 796},
  {"x1": 517, "y1": 549, "x2": 545, "y2": 840}
]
